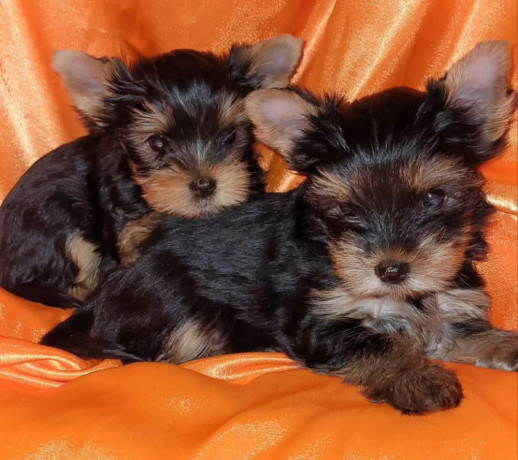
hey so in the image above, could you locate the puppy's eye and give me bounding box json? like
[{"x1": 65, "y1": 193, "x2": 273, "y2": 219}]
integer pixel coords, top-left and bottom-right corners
[
  {"x1": 327, "y1": 204, "x2": 356, "y2": 220},
  {"x1": 326, "y1": 204, "x2": 343, "y2": 219},
  {"x1": 148, "y1": 135, "x2": 166, "y2": 153},
  {"x1": 343, "y1": 209, "x2": 357, "y2": 220},
  {"x1": 425, "y1": 189, "x2": 446, "y2": 207},
  {"x1": 325, "y1": 203, "x2": 363, "y2": 236},
  {"x1": 223, "y1": 130, "x2": 237, "y2": 147}
]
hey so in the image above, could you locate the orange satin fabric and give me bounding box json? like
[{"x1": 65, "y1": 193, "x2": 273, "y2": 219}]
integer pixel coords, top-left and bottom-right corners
[{"x1": 0, "y1": 1, "x2": 516, "y2": 459}]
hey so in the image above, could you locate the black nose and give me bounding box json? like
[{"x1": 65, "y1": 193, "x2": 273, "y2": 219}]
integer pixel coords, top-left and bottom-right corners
[
  {"x1": 375, "y1": 262, "x2": 410, "y2": 284},
  {"x1": 189, "y1": 178, "x2": 216, "y2": 198}
]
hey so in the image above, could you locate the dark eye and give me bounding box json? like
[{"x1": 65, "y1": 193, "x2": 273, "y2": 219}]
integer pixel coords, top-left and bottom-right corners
[
  {"x1": 223, "y1": 130, "x2": 237, "y2": 147},
  {"x1": 325, "y1": 203, "x2": 363, "y2": 236},
  {"x1": 148, "y1": 134, "x2": 166, "y2": 153},
  {"x1": 327, "y1": 204, "x2": 357, "y2": 221},
  {"x1": 326, "y1": 204, "x2": 343, "y2": 219},
  {"x1": 425, "y1": 189, "x2": 446, "y2": 207}
]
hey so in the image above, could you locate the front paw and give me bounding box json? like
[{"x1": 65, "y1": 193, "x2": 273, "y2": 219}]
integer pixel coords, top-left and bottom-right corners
[
  {"x1": 365, "y1": 364, "x2": 463, "y2": 414},
  {"x1": 475, "y1": 332, "x2": 518, "y2": 371}
]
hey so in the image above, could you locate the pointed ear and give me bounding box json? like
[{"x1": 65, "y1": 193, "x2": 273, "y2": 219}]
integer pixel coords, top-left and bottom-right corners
[
  {"x1": 436, "y1": 41, "x2": 516, "y2": 146},
  {"x1": 53, "y1": 50, "x2": 130, "y2": 129},
  {"x1": 230, "y1": 34, "x2": 303, "y2": 90},
  {"x1": 245, "y1": 89, "x2": 321, "y2": 171}
]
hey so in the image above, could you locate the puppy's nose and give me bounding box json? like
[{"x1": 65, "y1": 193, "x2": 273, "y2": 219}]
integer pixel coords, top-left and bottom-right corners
[
  {"x1": 189, "y1": 178, "x2": 216, "y2": 198},
  {"x1": 375, "y1": 262, "x2": 410, "y2": 284}
]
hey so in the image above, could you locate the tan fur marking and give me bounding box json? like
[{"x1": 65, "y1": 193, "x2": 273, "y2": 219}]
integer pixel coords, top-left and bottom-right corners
[
  {"x1": 205, "y1": 158, "x2": 251, "y2": 211},
  {"x1": 218, "y1": 97, "x2": 248, "y2": 126},
  {"x1": 66, "y1": 233, "x2": 100, "y2": 301},
  {"x1": 406, "y1": 156, "x2": 476, "y2": 193},
  {"x1": 407, "y1": 235, "x2": 470, "y2": 292},
  {"x1": 307, "y1": 170, "x2": 351, "y2": 206},
  {"x1": 343, "y1": 156, "x2": 474, "y2": 198},
  {"x1": 136, "y1": 155, "x2": 250, "y2": 218},
  {"x1": 157, "y1": 320, "x2": 227, "y2": 364},
  {"x1": 118, "y1": 213, "x2": 163, "y2": 266},
  {"x1": 138, "y1": 167, "x2": 195, "y2": 216},
  {"x1": 130, "y1": 100, "x2": 174, "y2": 144}
]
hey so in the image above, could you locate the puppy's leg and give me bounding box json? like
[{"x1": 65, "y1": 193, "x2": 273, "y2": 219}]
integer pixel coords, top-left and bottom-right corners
[
  {"x1": 157, "y1": 318, "x2": 228, "y2": 364},
  {"x1": 117, "y1": 212, "x2": 163, "y2": 266},
  {"x1": 66, "y1": 232, "x2": 101, "y2": 301},
  {"x1": 443, "y1": 320, "x2": 518, "y2": 371},
  {"x1": 434, "y1": 287, "x2": 518, "y2": 370},
  {"x1": 41, "y1": 310, "x2": 142, "y2": 363},
  {"x1": 288, "y1": 318, "x2": 463, "y2": 414},
  {"x1": 9, "y1": 282, "x2": 81, "y2": 308}
]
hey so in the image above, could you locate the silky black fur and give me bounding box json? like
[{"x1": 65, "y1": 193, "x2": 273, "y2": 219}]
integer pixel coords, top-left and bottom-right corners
[
  {"x1": 42, "y1": 189, "x2": 338, "y2": 360},
  {"x1": 42, "y1": 84, "x2": 511, "y2": 357},
  {"x1": 39, "y1": 85, "x2": 500, "y2": 355}
]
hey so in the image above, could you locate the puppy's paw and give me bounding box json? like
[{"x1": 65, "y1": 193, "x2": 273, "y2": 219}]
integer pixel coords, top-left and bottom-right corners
[
  {"x1": 365, "y1": 364, "x2": 463, "y2": 414},
  {"x1": 475, "y1": 332, "x2": 518, "y2": 371}
]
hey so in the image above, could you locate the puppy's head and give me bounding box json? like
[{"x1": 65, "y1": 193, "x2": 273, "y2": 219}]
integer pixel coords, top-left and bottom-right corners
[
  {"x1": 247, "y1": 41, "x2": 516, "y2": 299},
  {"x1": 53, "y1": 35, "x2": 303, "y2": 217}
]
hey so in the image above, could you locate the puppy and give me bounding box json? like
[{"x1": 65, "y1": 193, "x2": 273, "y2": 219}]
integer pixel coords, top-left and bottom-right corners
[
  {"x1": 43, "y1": 41, "x2": 517, "y2": 414},
  {"x1": 0, "y1": 35, "x2": 303, "y2": 307}
]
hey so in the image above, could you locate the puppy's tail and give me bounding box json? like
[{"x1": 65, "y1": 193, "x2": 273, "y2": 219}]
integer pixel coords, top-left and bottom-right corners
[{"x1": 41, "y1": 310, "x2": 143, "y2": 364}]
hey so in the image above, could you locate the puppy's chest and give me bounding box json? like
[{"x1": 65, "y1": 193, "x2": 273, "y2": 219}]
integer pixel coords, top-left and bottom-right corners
[
  {"x1": 312, "y1": 287, "x2": 488, "y2": 347},
  {"x1": 347, "y1": 297, "x2": 437, "y2": 340}
]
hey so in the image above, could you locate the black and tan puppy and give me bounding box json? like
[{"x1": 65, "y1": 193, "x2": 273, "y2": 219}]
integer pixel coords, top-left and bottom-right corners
[
  {"x1": 0, "y1": 35, "x2": 303, "y2": 307},
  {"x1": 43, "y1": 41, "x2": 517, "y2": 414}
]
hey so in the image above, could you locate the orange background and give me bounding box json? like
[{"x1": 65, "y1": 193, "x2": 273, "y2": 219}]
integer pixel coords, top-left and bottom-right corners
[{"x1": 0, "y1": 1, "x2": 516, "y2": 459}]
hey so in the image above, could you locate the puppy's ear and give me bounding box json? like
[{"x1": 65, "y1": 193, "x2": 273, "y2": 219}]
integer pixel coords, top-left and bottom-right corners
[
  {"x1": 245, "y1": 89, "x2": 323, "y2": 172},
  {"x1": 430, "y1": 41, "x2": 516, "y2": 158},
  {"x1": 230, "y1": 35, "x2": 303, "y2": 90},
  {"x1": 53, "y1": 50, "x2": 134, "y2": 130}
]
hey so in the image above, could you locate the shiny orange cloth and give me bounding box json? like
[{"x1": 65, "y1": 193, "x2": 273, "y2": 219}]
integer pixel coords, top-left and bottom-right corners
[{"x1": 0, "y1": 1, "x2": 516, "y2": 459}]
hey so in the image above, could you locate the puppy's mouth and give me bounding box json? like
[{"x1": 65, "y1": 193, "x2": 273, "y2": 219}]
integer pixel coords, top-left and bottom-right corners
[
  {"x1": 189, "y1": 181, "x2": 251, "y2": 217},
  {"x1": 340, "y1": 270, "x2": 444, "y2": 301}
]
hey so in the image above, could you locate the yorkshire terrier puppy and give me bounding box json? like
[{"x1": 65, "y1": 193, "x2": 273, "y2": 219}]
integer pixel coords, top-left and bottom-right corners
[
  {"x1": 43, "y1": 41, "x2": 517, "y2": 414},
  {"x1": 0, "y1": 35, "x2": 303, "y2": 307}
]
